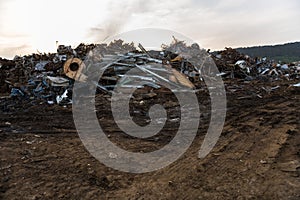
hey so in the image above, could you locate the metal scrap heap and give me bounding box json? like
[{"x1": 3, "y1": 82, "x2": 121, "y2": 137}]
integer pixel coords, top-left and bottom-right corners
[
  {"x1": 0, "y1": 39, "x2": 299, "y2": 107},
  {"x1": 212, "y1": 47, "x2": 300, "y2": 80},
  {"x1": 0, "y1": 39, "x2": 203, "y2": 106}
]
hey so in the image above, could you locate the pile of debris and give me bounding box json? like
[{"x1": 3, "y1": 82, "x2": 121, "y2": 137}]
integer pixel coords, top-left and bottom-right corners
[
  {"x1": 0, "y1": 39, "x2": 204, "y2": 106},
  {"x1": 0, "y1": 39, "x2": 299, "y2": 106},
  {"x1": 212, "y1": 47, "x2": 300, "y2": 80}
]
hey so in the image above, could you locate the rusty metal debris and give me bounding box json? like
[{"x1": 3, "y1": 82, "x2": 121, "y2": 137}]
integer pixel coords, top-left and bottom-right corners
[
  {"x1": 0, "y1": 39, "x2": 299, "y2": 106},
  {"x1": 211, "y1": 47, "x2": 300, "y2": 80}
]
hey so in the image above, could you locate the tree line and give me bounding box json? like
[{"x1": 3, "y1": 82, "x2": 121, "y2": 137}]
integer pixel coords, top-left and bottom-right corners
[{"x1": 236, "y1": 42, "x2": 300, "y2": 63}]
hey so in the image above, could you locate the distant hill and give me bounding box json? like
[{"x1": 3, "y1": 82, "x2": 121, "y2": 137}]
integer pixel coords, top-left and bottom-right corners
[{"x1": 236, "y1": 42, "x2": 300, "y2": 63}]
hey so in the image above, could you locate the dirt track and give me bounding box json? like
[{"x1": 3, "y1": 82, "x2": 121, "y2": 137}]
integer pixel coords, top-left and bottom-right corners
[{"x1": 0, "y1": 80, "x2": 299, "y2": 199}]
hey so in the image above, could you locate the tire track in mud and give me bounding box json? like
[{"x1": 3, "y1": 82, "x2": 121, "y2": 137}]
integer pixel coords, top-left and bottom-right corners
[
  {"x1": 106, "y1": 90, "x2": 299, "y2": 199},
  {"x1": 0, "y1": 83, "x2": 299, "y2": 199}
]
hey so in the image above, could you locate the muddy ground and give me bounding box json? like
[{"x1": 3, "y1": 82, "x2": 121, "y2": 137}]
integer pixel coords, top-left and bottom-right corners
[{"x1": 0, "y1": 79, "x2": 299, "y2": 199}]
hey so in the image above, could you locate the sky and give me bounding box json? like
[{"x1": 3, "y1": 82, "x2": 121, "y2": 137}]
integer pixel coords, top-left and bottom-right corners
[{"x1": 0, "y1": 0, "x2": 299, "y2": 58}]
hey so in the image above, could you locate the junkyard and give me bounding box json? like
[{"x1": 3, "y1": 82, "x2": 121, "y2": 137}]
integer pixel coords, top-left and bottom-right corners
[{"x1": 0, "y1": 38, "x2": 299, "y2": 199}]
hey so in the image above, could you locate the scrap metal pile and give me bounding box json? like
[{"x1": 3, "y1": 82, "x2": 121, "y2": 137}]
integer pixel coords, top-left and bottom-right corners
[
  {"x1": 0, "y1": 39, "x2": 299, "y2": 106},
  {"x1": 212, "y1": 47, "x2": 300, "y2": 80}
]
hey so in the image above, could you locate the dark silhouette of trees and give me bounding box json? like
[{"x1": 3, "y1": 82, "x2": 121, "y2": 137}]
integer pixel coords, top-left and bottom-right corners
[{"x1": 236, "y1": 42, "x2": 300, "y2": 63}]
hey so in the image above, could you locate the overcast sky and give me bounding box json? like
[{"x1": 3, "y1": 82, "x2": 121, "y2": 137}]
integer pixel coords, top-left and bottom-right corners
[{"x1": 0, "y1": 0, "x2": 299, "y2": 58}]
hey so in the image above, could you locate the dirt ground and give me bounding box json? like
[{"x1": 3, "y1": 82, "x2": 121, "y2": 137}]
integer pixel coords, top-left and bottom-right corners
[{"x1": 0, "y1": 80, "x2": 299, "y2": 199}]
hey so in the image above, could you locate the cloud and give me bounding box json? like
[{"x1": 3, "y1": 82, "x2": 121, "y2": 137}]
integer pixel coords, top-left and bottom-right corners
[
  {"x1": 88, "y1": 0, "x2": 154, "y2": 42},
  {"x1": 112, "y1": 0, "x2": 300, "y2": 49},
  {"x1": 0, "y1": 0, "x2": 6, "y2": 24},
  {"x1": 0, "y1": 44, "x2": 32, "y2": 59},
  {"x1": 0, "y1": 0, "x2": 300, "y2": 58}
]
